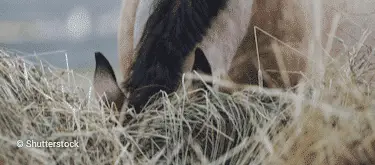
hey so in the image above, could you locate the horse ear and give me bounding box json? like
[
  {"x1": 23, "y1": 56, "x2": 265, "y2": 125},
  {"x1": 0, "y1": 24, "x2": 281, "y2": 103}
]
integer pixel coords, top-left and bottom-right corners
[
  {"x1": 93, "y1": 52, "x2": 125, "y2": 111},
  {"x1": 191, "y1": 47, "x2": 213, "y2": 87},
  {"x1": 193, "y1": 48, "x2": 212, "y2": 76}
]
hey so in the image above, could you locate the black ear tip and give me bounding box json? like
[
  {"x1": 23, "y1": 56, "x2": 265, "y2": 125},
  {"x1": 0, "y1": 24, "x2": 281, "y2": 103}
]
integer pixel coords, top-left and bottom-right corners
[
  {"x1": 95, "y1": 51, "x2": 105, "y2": 61},
  {"x1": 94, "y1": 51, "x2": 111, "y2": 67},
  {"x1": 95, "y1": 51, "x2": 103, "y2": 56},
  {"x1": 94, "y1": 51, "x2": 117, "y2": 82}
]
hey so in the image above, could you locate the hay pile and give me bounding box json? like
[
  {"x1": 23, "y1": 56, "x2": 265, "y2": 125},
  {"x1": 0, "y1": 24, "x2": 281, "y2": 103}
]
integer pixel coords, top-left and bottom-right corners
[
  {"x1": 1, "y1": 42, "x2": 375, "y2": 165},
  {"x1": 1, "y1": 36, "x2": 375, "y2": 165}
]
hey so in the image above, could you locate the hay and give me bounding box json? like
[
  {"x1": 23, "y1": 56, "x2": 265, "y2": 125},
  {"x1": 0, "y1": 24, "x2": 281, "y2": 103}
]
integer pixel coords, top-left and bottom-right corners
[
  {"x1": 0, "y1": 47, "x2": 290, "y2": 164},
  {"x1": 1, "y1": 40, "x2": 375, "y2": 165}
]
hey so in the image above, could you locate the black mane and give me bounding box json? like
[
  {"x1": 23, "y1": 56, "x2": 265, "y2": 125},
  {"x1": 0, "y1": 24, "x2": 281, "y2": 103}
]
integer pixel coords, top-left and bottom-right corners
[{"x1": 123, "y1": 0, "x2": 228, "y2": 111}]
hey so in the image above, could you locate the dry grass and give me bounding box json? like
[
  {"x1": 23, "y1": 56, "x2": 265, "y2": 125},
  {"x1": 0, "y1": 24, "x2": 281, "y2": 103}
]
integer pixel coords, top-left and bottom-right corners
[
  {"x1": 1, "y1": 41, "x2": 375, "y2": 165},
  {"x1": 0, "y1": 47, "x2": 290, "y2": 165},
  {"x1": 1, "y1": 1, "x2": 375, "y2": 164}
]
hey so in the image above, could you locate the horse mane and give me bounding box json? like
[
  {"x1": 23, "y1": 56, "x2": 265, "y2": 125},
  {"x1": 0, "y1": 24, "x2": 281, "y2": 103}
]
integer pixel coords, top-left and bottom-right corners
[{"x1": 123, "y1": 0, "x2": 228, "y2": 110}]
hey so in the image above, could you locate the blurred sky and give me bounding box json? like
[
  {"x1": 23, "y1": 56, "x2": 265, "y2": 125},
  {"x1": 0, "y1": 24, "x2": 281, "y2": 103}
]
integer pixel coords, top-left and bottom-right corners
[{"x1": 0, "y1": 0, "x2": 122, "y2": 69}]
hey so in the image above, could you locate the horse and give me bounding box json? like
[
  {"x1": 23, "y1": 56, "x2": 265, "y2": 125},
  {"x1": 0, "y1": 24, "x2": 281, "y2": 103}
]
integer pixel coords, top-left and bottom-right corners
[{"x1": 93, "y1": 0, "x2": 320, "y2": 113}]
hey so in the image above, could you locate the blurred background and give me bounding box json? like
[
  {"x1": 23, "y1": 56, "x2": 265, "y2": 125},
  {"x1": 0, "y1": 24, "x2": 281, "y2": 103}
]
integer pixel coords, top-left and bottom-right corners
[
  {"x1": 1, "y1": 0, "x2": 375, "y2": 74},
  {"x1": 0, "y1": 0, "x2": 122, "y2": 71}
]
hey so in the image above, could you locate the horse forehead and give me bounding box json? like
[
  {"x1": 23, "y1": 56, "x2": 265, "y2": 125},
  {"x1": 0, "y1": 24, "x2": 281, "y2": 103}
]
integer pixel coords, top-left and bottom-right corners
[{"x1": 133, "y1": 0, "x2": 155, "y2": 49}]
